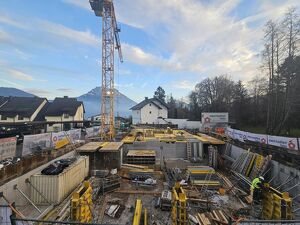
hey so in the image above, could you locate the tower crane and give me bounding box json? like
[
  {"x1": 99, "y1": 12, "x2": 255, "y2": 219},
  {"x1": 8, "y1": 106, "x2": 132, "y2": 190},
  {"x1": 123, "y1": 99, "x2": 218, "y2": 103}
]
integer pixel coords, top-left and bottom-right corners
[{"x1": 89, "y1": 0, "x2": 123, "y2": 140}]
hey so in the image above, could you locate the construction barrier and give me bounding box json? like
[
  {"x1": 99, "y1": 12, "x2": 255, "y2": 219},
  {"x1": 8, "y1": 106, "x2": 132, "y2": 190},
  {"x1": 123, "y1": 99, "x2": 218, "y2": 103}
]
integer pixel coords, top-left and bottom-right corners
[
  {"x1": 0, "y1": 137, "x2": 17, "y2": 161},
  {"x1": 226, "y1": 128, "x2": 299, "y2": 150},
  {"x1": 22, "y1": 129, "x2": 83, "y2": 156}
]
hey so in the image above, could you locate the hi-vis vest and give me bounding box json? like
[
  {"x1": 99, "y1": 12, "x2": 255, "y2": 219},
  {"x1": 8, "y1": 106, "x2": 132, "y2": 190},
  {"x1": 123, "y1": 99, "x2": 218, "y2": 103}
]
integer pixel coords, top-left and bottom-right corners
[{"x1": 251, "y1": 177, "x2": 261, "y2": 190}]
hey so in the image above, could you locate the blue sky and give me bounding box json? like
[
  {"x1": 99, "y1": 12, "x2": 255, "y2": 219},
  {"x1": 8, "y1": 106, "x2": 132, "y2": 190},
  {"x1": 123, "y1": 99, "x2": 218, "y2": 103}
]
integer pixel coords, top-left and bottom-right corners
[{"x1": 0, "y1": 0, "x2": 299, "y2": 102}]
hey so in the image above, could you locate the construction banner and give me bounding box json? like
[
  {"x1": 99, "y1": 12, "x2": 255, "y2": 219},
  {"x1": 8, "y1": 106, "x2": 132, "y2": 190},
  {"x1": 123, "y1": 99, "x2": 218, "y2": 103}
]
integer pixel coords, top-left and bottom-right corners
[
  {"x1": 233, "y1": 129, "x2": 247, "y2": 142},
  {"x1": 267, "y1": 135, "x2": 298, "y2": 150},
  {"x1": 22, "y1": 133, "x2": 51, "y2": 156},
  {"x1": 226, "y1": 127, "x2": 234, "y2": 138},
  {"x1": 51, "y1": 131, "x2": 70, "y2": 149},
  {"x1": 86, "y1": 126, "x2": 100, "y2": 138},
  {"x1": 0, "y1": 137, "x2": 16, "y2": 160},
  {"x1": 246, "y1": 132, "x2": 268, "y2": 145},
  {"x1": 67, "y1": 129, "x2": 81, "y2": 143}
]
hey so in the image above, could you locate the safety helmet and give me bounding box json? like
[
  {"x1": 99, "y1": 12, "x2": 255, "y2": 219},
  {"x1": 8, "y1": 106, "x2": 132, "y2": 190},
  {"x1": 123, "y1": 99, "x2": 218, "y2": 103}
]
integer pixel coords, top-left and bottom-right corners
[{"x1": 259, "y1": 176, "x2": 264, "y2": 181}]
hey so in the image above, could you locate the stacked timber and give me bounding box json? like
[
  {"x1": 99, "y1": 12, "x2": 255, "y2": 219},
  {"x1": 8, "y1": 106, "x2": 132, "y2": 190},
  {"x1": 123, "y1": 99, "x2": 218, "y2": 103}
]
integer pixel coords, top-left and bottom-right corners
[{"x1": 195, "y1": 209, "x2": 229, "y2": 225}]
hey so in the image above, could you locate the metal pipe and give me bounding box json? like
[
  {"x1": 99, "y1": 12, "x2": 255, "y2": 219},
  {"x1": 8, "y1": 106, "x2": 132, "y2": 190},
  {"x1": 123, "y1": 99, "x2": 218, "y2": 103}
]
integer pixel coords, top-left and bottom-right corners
[
  {"x1": 262, "y1": 167, "x2": 271, "y2": 177},
  {"x1": 292, "y1": 193, "x2": 300, "y2": 200},
  {"x1": 13, "y1": 185, "x2": 41, "y2": 213},
  {"x1": 278, "y1": 177, "x2": 296, "y2": 190},
  {"x1": 25, "y1": 179, "x2": 50, "y2": 204},
  {"x1": 293, "y1": 207, "x2": 300, "y2": 213},
  {"x1": 276, "y1": 176, "x2": 296, "y2": 190},
  {"x1": 268, "y1": 174, "x2": 277, "y2": 184},
  {"x1": 283, "y1": 183, "x2": 299, "y2": 192},
  {"x1": 275, "y1": 175, "x2": 291, "y2": 189}
]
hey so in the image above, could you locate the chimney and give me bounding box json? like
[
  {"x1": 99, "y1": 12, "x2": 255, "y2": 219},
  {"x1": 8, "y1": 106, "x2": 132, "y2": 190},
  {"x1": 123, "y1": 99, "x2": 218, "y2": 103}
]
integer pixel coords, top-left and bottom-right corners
[
  {"x1": 145, "y1": 97, "x2": 148, "y2": 100},
  {"x1": 63, "y1": 96, "x2": 68, "y2": 98}
]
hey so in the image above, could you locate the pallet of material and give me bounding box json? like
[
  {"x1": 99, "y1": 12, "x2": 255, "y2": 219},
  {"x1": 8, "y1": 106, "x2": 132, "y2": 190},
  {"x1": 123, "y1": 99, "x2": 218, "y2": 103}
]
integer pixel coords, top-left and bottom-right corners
[{"x1": 196, "y1": 210, "x2": 228, "y2": 225}]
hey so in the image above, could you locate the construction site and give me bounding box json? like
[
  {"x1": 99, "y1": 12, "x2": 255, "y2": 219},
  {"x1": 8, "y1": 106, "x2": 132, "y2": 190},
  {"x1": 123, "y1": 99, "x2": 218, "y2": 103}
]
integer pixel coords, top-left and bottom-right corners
[{"x1": 1, "y1": 0, "x2": 300, "y2": 225}]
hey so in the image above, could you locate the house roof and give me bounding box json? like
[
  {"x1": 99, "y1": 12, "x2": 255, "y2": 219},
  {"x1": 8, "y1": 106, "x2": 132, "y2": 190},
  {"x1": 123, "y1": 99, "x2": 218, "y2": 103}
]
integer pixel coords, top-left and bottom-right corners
[
  {"x1": 130, "y1": 97, "x2": 169, "y2": 110},
  {"x1": 44, "y1": 97, "x2": 84, "y2": 117},
  {"x1": 0, "y1": 96, "x2": 47, "y2": 118}
]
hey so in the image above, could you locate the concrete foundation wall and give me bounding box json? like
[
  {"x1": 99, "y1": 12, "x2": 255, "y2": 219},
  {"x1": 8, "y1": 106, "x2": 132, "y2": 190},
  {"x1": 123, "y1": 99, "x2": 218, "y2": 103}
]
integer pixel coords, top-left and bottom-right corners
[
  {"x1": 0, "y1": 151, "x2": 76, "y2": 207},
  {"x1": 228, "y1": 143, "x2": 300, "y2": 198},
  {"x1": 123, "y1": 141, "x2": 187, "y2": 164}
]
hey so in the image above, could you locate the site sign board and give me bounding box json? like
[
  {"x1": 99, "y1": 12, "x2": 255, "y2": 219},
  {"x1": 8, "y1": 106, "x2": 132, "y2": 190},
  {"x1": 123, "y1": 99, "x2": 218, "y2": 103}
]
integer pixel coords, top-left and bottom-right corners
[
  {"x1": 267, "y1": 135, "x2": 298, "y2": 150},
  {"x1": 201, "y1": 112, "x2": 228, "y2": 124},
  {"x1": 0, "y1": 137, "x2": 17, "y2": 160},
  {"x1": 22, "y1": 133, "x2": 51, "y2": 156}
]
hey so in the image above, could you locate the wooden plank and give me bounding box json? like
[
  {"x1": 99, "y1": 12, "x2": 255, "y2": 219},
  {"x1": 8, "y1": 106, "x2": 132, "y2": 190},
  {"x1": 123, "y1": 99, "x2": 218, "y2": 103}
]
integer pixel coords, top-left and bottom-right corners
[
  {"x1": 100, "y1": 142, "x2": 123, "y2": 151},
  {"x1": 76, "y1": 142, "x2": 104, "y2": 152}
]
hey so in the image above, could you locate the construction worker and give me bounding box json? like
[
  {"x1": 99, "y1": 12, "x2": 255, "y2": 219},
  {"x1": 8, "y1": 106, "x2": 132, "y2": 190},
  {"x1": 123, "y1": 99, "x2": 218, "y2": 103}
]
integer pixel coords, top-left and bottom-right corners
[{"x1": 251, "y1": 176, "x2": 265, "y2": 203}]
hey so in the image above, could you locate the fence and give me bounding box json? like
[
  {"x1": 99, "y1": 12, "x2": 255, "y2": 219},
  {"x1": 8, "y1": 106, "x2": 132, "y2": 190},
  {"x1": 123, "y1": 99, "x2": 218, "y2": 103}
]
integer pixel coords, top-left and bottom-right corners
[
  {"x1": 10, "y1": 217, "x2": 122, "y2": 225},
  {"x1": 22, "y1": 127, "x2": 100, "y2": 157},
  {"x1": 8, "y1": 217, "x2": 300, "y2": 225},
  {"x1": 226, "y1": 128, "x2": 300, "y2": 151}
]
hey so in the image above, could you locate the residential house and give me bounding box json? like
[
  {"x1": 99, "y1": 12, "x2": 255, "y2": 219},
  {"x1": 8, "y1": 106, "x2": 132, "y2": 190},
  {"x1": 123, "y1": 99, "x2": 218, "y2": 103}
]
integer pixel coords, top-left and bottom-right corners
[
  {"x1": 44, "y1": 96, "x2": 85, "y2": 132},
  {"x1": 130, "y1": 97, "x2": 169, "y2": 125},
  {"x1": 0, "y1": 96, "x2": 48, "y2": 123}
]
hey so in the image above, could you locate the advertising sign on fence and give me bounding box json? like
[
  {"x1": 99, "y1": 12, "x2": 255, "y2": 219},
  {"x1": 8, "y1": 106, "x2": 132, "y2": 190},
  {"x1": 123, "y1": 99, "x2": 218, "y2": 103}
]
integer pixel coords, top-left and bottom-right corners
[
  {"x1": 226, "y1": 127, "x2": 299, "y2": 150},
  {"x1": 22, "y1": 133, "x2": 51, "y2": 156},
  {"x1": 66, "y1": 129, "x2": 81, "y2": 143},
  {"x1": 201, "y1": 112, "x2": 229, "y2": 124},
  {"x1": 86, "y1": 126, "x2": 100, "y2": 138},
  {"x1": 233, "y1": 129, "x2": 247, "y2": 143},
  {"x1": 246, "y1": 132, "x2": 268, "y2": 144},
  {"x1": 0, "y1": 137, "x2": 17, "y2": 160},
  {"x1": 267, "y1": 135, "x2": 299, "y2": 150},
  {"x1": 51, "y1": 131, "x2": 69, "y2": 149}
]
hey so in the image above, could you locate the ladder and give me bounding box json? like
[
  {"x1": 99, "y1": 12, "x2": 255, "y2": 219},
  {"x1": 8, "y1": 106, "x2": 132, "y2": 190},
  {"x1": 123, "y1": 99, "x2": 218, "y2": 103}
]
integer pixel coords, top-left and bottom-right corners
[
  {"x1": 186, "y1": 141, "x2": 192, "y2": 160},
  {"x1": 200, "y1": 171, "x2": 212, "y2": 193}
]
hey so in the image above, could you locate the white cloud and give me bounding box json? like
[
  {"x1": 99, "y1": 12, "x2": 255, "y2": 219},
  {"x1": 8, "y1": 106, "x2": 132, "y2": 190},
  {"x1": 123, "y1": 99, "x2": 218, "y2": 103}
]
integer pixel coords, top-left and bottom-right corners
[
  {"x1": 172, "y1": 80, "x2": 195, "y2": 90},
  {"x1": 24, "y1": 88, "x2": 52, "y2": 96},
  {"x1": 0, "y1": 79, "x2": 23, "y2": 88},
  {"x1": 38, "y1": 21, "x2": 99, "y2": 46},
  {"x1": 115, "y1": 82, "x2": 133, "y2": 88},
  {"x1": 115, "y1": 0, "x2": 300, "y2": 81},
  {"x1": 0, "y1": 14, "x2": 27, "y2": 29},
  {"x1": 7, "y1": 69, "x2": 34, "y2": 81},
  {"x1": 62, "y1": 0, "x2": 92, "y2": 11}
]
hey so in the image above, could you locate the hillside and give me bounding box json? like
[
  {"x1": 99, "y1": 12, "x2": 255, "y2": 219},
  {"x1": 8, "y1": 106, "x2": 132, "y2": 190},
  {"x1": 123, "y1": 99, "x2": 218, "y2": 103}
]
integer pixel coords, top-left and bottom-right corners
[
  {"x1": 77, "y1": 87, "x2": 137, "y2": 118},
  {"x1": 0, "y1": 87, "x2": 35, "y2": 97}
]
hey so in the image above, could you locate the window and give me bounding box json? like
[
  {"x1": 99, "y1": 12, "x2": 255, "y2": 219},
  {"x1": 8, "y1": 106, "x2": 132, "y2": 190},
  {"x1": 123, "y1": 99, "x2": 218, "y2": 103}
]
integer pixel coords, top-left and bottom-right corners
[
  {"x1": 64, "y1": 114, "x2": 69, "y2": 119},
  {"x1": 149, "y1": 111, "x2": 152, "y2": 114},
  {"x1": 1, "y1": 115, "x2": 7, "y2": 120},
  {"x1": 18, "y1": 115, "x2": 23, "y2": 120}
]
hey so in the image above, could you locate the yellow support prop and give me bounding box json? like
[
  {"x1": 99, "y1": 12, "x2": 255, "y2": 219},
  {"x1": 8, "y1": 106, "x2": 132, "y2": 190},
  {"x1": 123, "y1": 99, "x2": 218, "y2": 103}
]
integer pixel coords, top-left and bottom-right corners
[{"x1": 132, "y1": 199, "x2": 142, "y2": 225}]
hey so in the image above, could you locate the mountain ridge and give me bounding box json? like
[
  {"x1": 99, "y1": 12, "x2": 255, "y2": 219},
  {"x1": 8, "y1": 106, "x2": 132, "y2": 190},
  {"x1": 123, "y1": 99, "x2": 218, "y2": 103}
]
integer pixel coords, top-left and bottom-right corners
[{"x1": 0, "y1": 86, "x2": 137, "y2": 118}]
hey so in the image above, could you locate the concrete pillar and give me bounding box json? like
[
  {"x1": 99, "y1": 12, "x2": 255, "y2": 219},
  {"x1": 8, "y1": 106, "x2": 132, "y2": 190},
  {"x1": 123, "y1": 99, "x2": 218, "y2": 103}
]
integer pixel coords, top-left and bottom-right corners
[
  {"x1": 198, "y1": 142, "x2": 203, "y2": 159},
  {"x1": 193, "y1": 142, "x2": 197, "y2": 157}
]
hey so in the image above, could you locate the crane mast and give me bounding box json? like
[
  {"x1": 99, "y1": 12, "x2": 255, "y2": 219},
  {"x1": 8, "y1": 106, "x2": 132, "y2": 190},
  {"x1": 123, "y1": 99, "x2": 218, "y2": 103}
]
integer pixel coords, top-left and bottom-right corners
[{"x1": 89, "y1": 0, "x2": 123, "y2": 140}]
